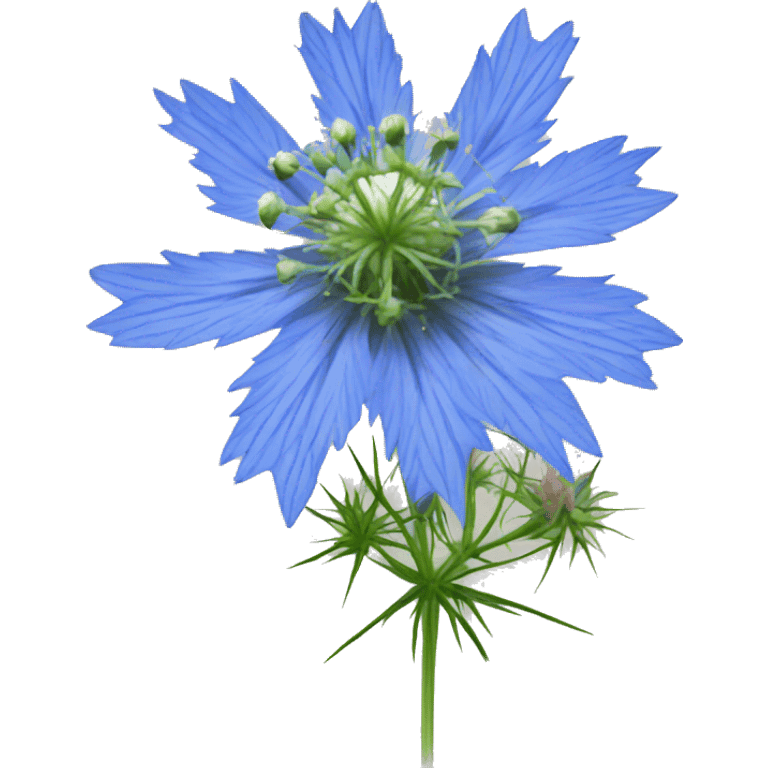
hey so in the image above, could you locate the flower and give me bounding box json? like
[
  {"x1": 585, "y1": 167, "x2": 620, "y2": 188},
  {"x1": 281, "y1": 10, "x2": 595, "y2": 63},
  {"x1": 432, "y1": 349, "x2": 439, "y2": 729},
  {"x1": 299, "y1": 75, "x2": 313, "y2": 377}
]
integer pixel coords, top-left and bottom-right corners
[{"x1": 88, "y1": 3, "x2": 681, "y2": 527}]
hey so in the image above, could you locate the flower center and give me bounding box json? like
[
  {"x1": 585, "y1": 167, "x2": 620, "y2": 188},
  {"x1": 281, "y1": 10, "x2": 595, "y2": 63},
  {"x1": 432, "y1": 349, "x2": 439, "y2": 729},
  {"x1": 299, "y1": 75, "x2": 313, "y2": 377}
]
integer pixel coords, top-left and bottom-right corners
[
  {"x1": 260, "y1": 116, "x2": 521, "y2": 326},
  {"x1": 311, "y1": 162, "x2": 468, "y2": 324}
]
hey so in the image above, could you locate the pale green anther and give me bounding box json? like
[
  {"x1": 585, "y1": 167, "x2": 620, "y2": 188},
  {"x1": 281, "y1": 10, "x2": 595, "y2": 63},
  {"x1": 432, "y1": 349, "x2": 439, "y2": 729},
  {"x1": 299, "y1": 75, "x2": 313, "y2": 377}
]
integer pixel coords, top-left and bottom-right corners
[
  {"x1": 269, "y1": 151, "x2": 300, "y2": 180},
  {"x1": 379, "y1": 114, "x2": 407, "y2": 145},
  {"x1": 330, "y1": 118, "x2": 356, "y2": 147},
  {"x1": 258, "y1": 191, "x2": 286, "y2": 229},
  {"x1": 476, "y1": 206, "x2": 521, "y2": 234},
  {"x1": 266, "y1": 116, "x2": 525, "y2": 326},
  {"x1": 309, "y1": 152, "x2": 334, "y2": 176},
  {"x1": 276, "y1": 257, "x2": 313, "y2": 284}
]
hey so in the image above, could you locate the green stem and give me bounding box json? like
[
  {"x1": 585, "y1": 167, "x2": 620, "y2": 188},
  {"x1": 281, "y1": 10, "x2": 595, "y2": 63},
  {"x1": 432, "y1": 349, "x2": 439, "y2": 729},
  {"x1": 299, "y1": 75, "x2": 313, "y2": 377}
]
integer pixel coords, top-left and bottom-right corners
[{"x1": 421, "y1": 596, "x2": 439, "y2": 768}]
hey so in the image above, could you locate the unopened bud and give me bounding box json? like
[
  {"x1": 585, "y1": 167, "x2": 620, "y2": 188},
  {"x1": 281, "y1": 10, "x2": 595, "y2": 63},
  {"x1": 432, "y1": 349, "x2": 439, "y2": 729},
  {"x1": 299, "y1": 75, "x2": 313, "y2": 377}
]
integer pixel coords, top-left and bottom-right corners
[{"x1": 269, "y1": 151, "x2": 300, "y2": 180}]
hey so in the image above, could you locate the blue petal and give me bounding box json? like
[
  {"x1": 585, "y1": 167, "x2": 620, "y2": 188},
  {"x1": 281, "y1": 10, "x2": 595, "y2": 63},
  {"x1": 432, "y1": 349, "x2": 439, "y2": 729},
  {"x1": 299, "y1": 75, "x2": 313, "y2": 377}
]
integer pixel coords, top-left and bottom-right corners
[
  {"x1": 221, "y1": 302, "x2": 371, "y2": 527},
  {"x1": 298, "y1": 2, "x2": 414, "y2": 139},
  {"x1": 446, "y1": 261, "x2": 682, "y2": 477},
  {"x1": 476, "y1": 137, "x2": 676, "y2": 258},
  {"x1": 366, "y1": 318, "x2": 494, "y2": 526},
  {"x1": 444, "y1": 10, "x2": 577, "y2": 197},
  {"x1": 456, "y1": 261, "x2": 682, "y2": 387},
  {"x1": 367, "y1": 310, "x2": 581, "y2": 514},
  {"x1": 88, "y1": 247, "x2": 324, "y2": 349},
  {"x1": 154, "y1": 79, "x2": 321, "y2": 235},
  {"x1": 365, "y1": 261, "x2": 682, "y2": 523}
]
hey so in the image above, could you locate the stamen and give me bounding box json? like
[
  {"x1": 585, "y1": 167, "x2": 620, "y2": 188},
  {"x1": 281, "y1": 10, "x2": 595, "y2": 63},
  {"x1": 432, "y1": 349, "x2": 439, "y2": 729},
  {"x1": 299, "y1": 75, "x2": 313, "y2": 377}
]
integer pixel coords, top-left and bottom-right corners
[{"x1": 263, "y1": 114, "x2": 521, "y2": 326}]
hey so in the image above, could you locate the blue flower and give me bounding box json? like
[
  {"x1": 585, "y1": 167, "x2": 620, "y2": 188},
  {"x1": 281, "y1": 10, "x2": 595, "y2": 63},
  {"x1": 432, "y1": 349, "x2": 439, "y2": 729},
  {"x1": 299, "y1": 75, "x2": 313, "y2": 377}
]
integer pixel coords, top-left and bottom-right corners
[{"x1": 88, "y1": 3, "x2": 681, "y2": 527}]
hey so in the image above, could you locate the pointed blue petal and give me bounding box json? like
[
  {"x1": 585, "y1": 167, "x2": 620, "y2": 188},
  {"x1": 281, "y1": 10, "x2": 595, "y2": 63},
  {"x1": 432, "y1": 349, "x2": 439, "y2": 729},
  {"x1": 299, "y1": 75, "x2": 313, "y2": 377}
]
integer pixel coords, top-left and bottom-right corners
[
  {"x1": 221, "y1": 303, "x2": 371, "y2": 527},
  {"x1": 365, "y1": 319, "x2": 494, "y2": 526},
  {"x1": 372, "y1": 310, "x2": 581, "y2": 492},
  {"x1": 457, "y1": 261, "x2": 682, "y2": 387},
  {"x1": 478, "y1": 138, "x2": 676, "y2": 258},
  {"x1": 298, "y1": 2, "x2": 414, "y2": 139},
  {"x1": 153, "y1": 79, "x2": 321, "y2": 234},
  {"x1": 88, "y1": 247, "x2": 323, "y2": 349},
  {"x1": 444, "y1": 11, "x2": 578, "y2": 194}
]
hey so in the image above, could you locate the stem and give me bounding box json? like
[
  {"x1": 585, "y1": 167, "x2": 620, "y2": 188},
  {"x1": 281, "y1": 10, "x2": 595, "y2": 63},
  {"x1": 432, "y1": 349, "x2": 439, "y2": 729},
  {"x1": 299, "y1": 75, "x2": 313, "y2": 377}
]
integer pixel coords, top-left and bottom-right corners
[{"x1": 421, "y1": 596, "x2": 439, "y2": 768}]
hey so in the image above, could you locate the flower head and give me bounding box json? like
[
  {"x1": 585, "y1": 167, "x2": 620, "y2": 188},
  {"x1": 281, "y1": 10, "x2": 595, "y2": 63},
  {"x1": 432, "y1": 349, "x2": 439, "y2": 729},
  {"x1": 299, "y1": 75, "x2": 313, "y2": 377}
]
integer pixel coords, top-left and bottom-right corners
[{"x1": 88, "y1": 3, "x2": 681, "y2": 527}]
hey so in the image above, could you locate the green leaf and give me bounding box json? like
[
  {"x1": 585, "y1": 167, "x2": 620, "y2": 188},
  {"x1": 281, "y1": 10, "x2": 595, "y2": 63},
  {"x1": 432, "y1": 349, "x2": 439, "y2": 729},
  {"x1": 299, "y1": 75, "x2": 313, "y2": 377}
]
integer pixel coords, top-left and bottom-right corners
[
  {"x1": 342, "y1": 550, "x2": 366, "y2": 607},
  {"x1": 435, "y1": 591, "x2": 489, "y2": 661},
  {"x1": 287, "y1": 544, "x2": 344, "y2": 570},
  {"x1": 323, "y1": 586, "x2": 423, "y2": 664}
]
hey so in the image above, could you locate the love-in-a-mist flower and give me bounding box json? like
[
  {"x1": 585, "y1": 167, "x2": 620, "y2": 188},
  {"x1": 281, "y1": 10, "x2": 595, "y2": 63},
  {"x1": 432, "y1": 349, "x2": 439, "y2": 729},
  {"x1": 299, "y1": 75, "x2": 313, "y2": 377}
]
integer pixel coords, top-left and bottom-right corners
[{"x1": 88, "y1": 3, "x2": 681, "y2": 527}]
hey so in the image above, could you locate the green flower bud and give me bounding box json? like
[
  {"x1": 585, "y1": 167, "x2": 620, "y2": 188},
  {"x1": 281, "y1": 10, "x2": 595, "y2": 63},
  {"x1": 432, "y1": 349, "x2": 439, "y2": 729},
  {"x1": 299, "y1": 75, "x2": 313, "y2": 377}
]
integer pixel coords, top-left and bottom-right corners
[
  {"x1": 269, "y1": 151, "x2": 300, "y2": 180},
  {"x1": 330, "y1": 117, "x2": 356, "y2": 147},
  {"x1": 379, "y1": 114, "x2": 407, "y2": 145},
  {"x1": 477, "y1": 206, "x2": 521, "y2": 234},
  {"x1": 276, "y1": 258, "x2": 312, "y2": 284},
  {"x1": 258, "y1": 191, "x2": 286, "y2": 229}
]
